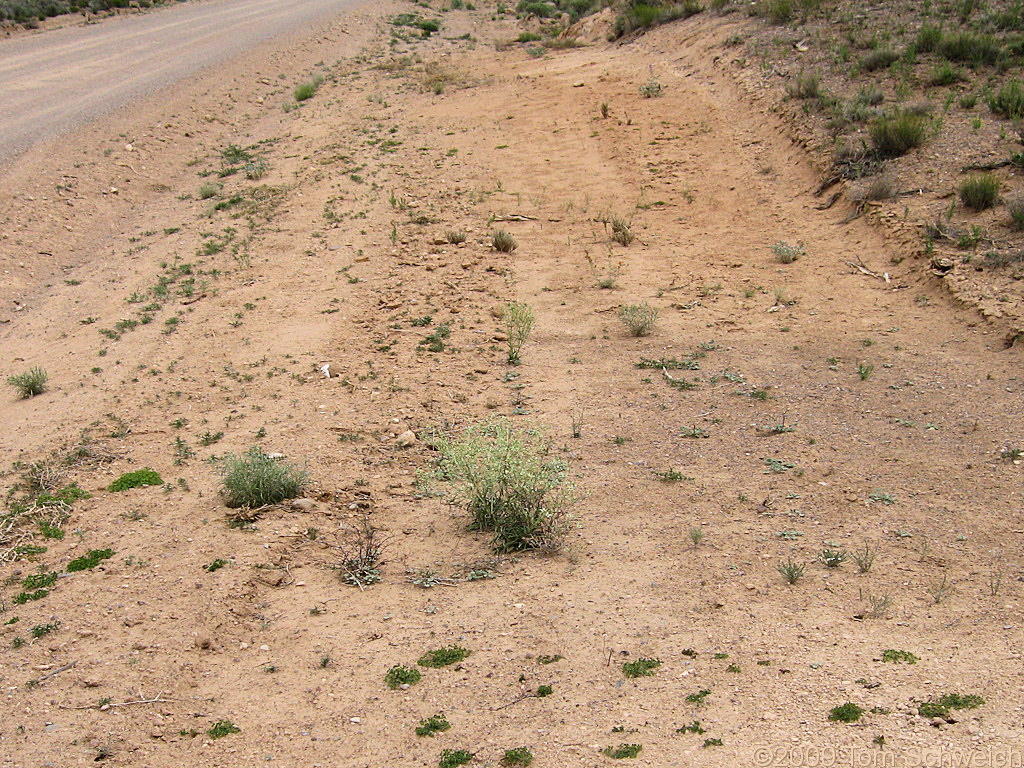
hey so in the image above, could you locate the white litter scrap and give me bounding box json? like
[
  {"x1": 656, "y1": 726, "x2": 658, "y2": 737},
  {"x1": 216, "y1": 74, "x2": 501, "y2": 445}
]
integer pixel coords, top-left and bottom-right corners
[{"x1": 320, "y1": 364, "x2": 331, "y2": 379}]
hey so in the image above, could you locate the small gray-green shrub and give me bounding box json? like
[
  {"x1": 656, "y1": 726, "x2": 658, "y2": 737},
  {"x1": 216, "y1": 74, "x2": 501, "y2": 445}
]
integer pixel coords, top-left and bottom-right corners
[
  {"x1": 428, "y1": 418, "x2": 575, "y2": 553},
  {"x1": 8, "y1": 367, "x2": 48, "y2": 399}
]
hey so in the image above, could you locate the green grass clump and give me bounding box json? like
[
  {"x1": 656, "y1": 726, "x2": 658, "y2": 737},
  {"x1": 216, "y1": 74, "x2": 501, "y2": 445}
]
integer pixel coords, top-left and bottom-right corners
[
  {"x1": 870, "y1": 112, "x2": 930, "y2": 158},
  {"x1": 109, "y1": 468, "x2": 163, "y2": 492},
  {"x1": 385, "y1": 664, "x2": 422, "y2": 689},
  {"x1": 418, "y1": 645, "x2": 471, "y2": 668},
  {"x1": 8, "y1": 367, "x2": 48, "y2": 399},
  {"x1": 439, "y1": 749, "x2": 473, "y2": 768},
  {"x1": 207, "y1": 720, "x2": 240, "y2": 739},
  {"x1": 622, "y1": 657, "x2": 661, "y2": 678},
  {"x1": 881, "y1": 649, "x2": 918, "y2": 664},
  {"x1": 938, "y1": 32, "x2": 1001, "y2": 65},
  {"x1": 429, "y1": 418, "x2": 575, "y2": 553},
  {"x1": 502, "y1": 747, "x2": 534, "y2": 767},
  {"x1": 828, "y1": 702, "x2": 864, "y2": 723},
  {"x1": 415, "y1": 714, "x2": 452, "y2": 737},
  {"x1": 604, "y1": 743, "x2": 643, "y2": 759},
  {"x1": 918, "y1": 693, "x2": 984, "y2": 718},
  {"x1": 504, "y1": 301, "x2": 534, "y2": 365},
  {"x1": 860, "y1": 48, "x2": 899, "y2": 72},
  {"x1": 67, "y1": 548, "x2": 114, "y2": 572},
  {"x1": 219, "y1": 447, "x2": 308, "y2": 508},
  {"x1": 959, "y1": 174, "x2": 1000, "y2": 210},
  {"x1": 988, "y1": 80, "x2": 1024, "y2": 120},
  {"x1": 916, "y1": 23, "x2": 943, "y2": 52},
  {"x1": 293, "y1": 75, "x2": 323, "y2": 102}
]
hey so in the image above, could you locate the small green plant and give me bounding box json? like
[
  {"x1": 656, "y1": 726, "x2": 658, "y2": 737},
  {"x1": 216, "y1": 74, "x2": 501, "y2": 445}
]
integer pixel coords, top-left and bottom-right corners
[
  {"x1": 439, "y1": 749, "x2": 473, "y2": 768},
  {"x1": 504, "y1": 301, "x2": 535, "y2": 365},
  {"x1": 686, "y1": 688, "x2": 711, "y2": 705},
  {"x1": 857, "y1": 363, "x2": 874, "y2": 381},
  {"x1": 293, "y1": 75, "x2": 323, "y2": 102},
  {"x1": 22, "y1": 572, "x2": 57, "y2": 589},
  {"x1": 639, "y1": 78, "x2": 662, "y2": 98},
  {"x1": 881, "y1": 649, "x2": 918, "y2": 664},
  {"x1": 918, "y1": 693, "x2": 984, "y2": 718},
  {"x1": 198, "y1": 182, "x2": 219, "y2": 200},
  {"x1": 787, "y1": 70, "x2": 820, "y2": 99},
  {"x1": 604, "y1": 743, "x2": 642, "y2": 759},
  {"x1": 618, "y1": 303, "x2": 658, "y2": 336},
  {"x1": 828, "y1": 703, "x2": 863, "y2": 723},
  {"x1": 416, "y1": 714, "x2": 452, "y2": 737},
  {"x1": 536, "y1": 684, "x2": 553, "y2": 697},
  {"x1": 868, "y1": 489, "x2": 894, "y2": 504},
  {"x1": 67, "y1": 549, "x2": 114, "y2": 572},
  {"x1": 959, "y1": 174, "x2": 1000, "y2": 211},
  {"x1": 852, "y1": 541, "x2": 879, "y2": 572},
  {"x1": 702, "y1": 738, "x2": 724, "y2": 748},
  {"x1": 689, "y1": 526, "x2": 704, "y2": 547},
  {"x1": 622, "y1": 657, "x2": 661, "y2": 678},
  {"x1": 538, "y1": 654, "x2": 563, "y2": 664},
  {"x1": 772, "y1": 241, "x2": 804, "y2": 264},
  {"x1": 30, "y1": 620, "x2": 60, "y2": 638},
  {"x1": 8, "y1": 367, "x2": 48, "y2": 399},
  {"x1": 446, "y1": 230, "x2": 467, "y2": 244},
  {"x1": 502, "y1": 747, "x2": 533, "y2": 767},
  {"x1": 777, "y1": 558, "x2": 805, "y2": 585},
  {"x1": 109, "y1": 468, "x2": 163, "y2": 492},
  {"x1": 676, "y1": 720, "x2": 705, "y2": 734},
  {"x1": 219, "y1": 447, "x2": 308, "y2": 508},
  {"x1": 492, "y1": 230, "x2": 518, "y2": 252},
  {"x1": 204, "y1": 558, "x2": 228, "y2": 572},
  {"x1": 818, "y1": 549, "x2": 847, "y2": 568},
  {"x1": 207, "y1": 720, "x2": 240, "y2": 739},
  {"x1": 419, "y1": 645, "x2": 471, "y2": 668},
  {"x1": 385, "y1": 664, "x2": 422, "y2": 689}
]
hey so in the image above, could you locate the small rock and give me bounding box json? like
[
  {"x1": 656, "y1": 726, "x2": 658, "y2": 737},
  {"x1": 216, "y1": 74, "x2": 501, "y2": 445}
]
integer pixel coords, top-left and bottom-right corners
[
  {"x1": 291, "y1": 498, "x2": 316, "y2": 512},
  {"x1": 395, "y1": 430, "x2": 416, "y2": 448}
]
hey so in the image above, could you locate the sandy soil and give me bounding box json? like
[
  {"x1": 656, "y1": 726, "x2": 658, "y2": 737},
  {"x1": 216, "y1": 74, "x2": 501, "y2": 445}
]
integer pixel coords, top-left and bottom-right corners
[{"x1": 1, "y1": 3, "x2": 1022, "y2": 767}]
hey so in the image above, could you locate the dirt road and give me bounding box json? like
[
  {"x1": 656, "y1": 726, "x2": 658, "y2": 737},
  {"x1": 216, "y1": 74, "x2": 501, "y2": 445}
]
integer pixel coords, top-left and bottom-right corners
[{"x1": 0, "y1": 0, "x2": 365, "y2": 162}]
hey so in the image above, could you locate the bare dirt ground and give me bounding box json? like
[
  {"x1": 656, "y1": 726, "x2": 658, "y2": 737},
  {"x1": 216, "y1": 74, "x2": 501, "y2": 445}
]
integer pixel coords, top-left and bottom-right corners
[{"x1": 1, "y1": 3, "x2": 1022, "y2": 767}]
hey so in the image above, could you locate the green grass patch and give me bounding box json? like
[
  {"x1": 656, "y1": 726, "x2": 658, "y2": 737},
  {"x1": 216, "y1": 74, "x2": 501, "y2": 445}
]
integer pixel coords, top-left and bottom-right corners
[
  {"x1": 622, "y1": 657, "x2": 661, "y2": 678},
  {"x1": 418, "y1": 645, "x2": 471, "y2": 668},
  {"x1": 67, "y1": 548, "x2": 114, "y2": 572}
]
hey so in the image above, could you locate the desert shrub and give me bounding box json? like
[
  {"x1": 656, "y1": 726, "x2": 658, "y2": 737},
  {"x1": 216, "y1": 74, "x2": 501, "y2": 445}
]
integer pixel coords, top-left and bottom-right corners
[
  {"x1": 869, "y1": 112, "x2": 929, "y2": 157},
  {"x1": 772, "y1": 240, "x2": 804, "y2": 263},
  {"x1": 429, "y1": 418, "x2": 576, "y2": 553},
  {"x1": 916, "y1": 23, "x2": 943, "y2": 52},
  {"x1": 611, "y1": 0, "x2": 703, "y2": 38},
  {"x1": 618, "y1": 302, "x2": 658, "y2": 336},
  {"x1": 198, "y1": 182, "x2": 219, "y2": 200},
  {"x1": 8, "y1": 367, "x2": 48, "y2": 399},
  {"x1": 755, "y1": 0, "x2": 791, "y2": 24},
  {"x1": 1007, "y1": 190, "x2": 1024, "y2": 229},
  {"x1": 860, "y1": 48, "x2": 899, "y2": 71},
  {"x1": 959, "y1": 174, "x2": 1000, "y2": 211},
  {"x1": 938, "y1": 32, "x2": 1000, "y2": 65},
  {"x1": 929, "y1": 62, "x2": 963, "y2": 86},
  {"x1": 988, "y1": 80, "x2": 1024, "y2": 120},
  {"x1": 787, "y1": 70, "x2": 820, "y2": 99},
  {"x1": 639, "y1": 78, "x2": 663, "y2": 98},
  {"x1": 219, "y1": 447, "x2": 308, "y2": 508},
  {"x1": 109, "y1": 468, "x2": 162, "y2": 492},
  {"x1": 492, "y1": 230, "x2": 518, "y2": 252},
  {"x1": 504, "y1": 301, "x2": 535, "y2": 364}
]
